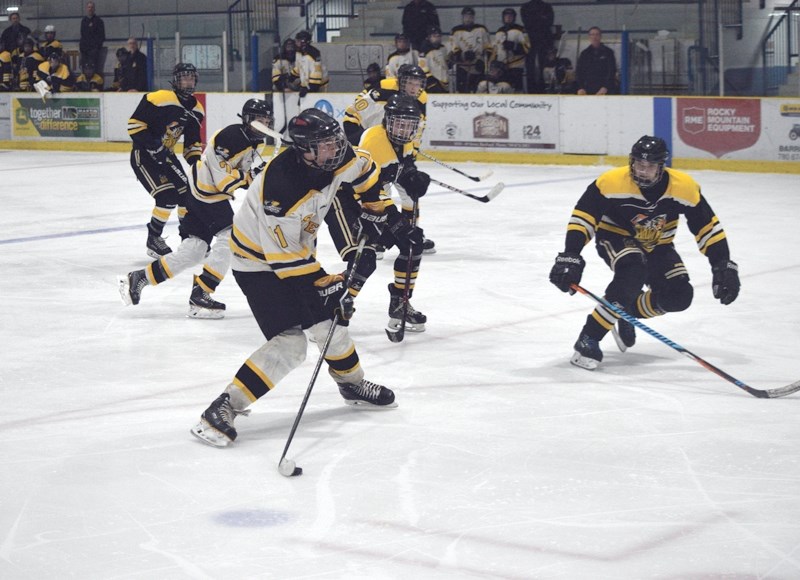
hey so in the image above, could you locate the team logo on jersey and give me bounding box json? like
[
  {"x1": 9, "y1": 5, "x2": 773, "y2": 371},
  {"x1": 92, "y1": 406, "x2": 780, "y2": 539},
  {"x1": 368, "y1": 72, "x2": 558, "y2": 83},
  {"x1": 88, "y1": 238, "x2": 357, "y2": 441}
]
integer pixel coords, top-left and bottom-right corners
[
  {"x1": 263, "y1": 200, "x2": 282, "y2": 214},
  {"x1": 215, "y1": 145, "x2": 231, "y2": 160},
  {"x1": 302, "y1": 214, "x2": 320, "y2": 234},
  {"x1": 633, "y1": 213, "x2": 666, "y2": 244}
]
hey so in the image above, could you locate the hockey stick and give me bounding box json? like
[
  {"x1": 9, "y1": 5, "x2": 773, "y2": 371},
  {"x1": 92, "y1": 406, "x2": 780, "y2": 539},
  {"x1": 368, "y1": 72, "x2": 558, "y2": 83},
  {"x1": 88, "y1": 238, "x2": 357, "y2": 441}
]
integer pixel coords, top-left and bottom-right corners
[
  {"x1": 278, "y1": 236, "x2": 368, "y2": 477},
  {"x1": 571, "y1": 284, "x2": 800, "y2": 399},
  {"x1": 386, "y1": 198, "x2": 419, "y2": 343},
  {"x1": 251, "y1": 120, "x2": 283, "y2": 159},
  {"x1": 416, "y1": 149, "x2": 493, "y2": 182},
  {"x1": 430, "y1": 177, "x2": 504, "y2": 203}
]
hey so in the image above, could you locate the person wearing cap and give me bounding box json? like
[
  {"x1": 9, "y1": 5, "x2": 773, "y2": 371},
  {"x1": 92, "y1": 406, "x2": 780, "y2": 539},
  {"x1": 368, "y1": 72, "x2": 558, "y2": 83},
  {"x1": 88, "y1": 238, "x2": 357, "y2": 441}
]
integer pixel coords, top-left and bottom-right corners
[
  {"x1": 449, "y1": 7, "x2": 491, "y2": 93},
  {"x1": 385, "y1": 33, "x2": 418, "y2": 80},
  {"x1": 418, "y1": 26, "x2": 448, "y2": 93},
  {"x1": 402, "y1": 0, "x2": 440, "y2": 51},
  {"x1": 41, "y1": 25, "x2": 63, "y2": 58}
]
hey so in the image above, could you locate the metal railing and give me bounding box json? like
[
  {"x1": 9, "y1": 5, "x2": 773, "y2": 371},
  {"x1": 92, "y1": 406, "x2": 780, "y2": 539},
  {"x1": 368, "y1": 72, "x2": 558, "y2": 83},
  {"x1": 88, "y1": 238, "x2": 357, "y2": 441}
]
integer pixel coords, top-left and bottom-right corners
[
  {"x1": 762, "y1": 0, "x2": 799, "y2": 95},
  {"x1": 303, "y1": 0, "x2": 360, "y2": 40}
]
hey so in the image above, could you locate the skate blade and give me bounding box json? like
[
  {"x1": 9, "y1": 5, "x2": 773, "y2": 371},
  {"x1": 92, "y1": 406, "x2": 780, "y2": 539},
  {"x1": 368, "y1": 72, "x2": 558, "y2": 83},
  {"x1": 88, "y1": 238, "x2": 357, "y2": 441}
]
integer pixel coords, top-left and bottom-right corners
[
  {"x1": 422, "y1": 247, "x2": 437, "y2": 255},
  {"x1": 146, "y1": 248, "x2": 171, "y2": 260},
  {"x1": 117, "y1": 275, "x2": 133, "y2": 306},
  {"x1": 611, "y1": 327, "x2": 628, "y2": 353},
  {"x1": 342, "y1": 399, "x2": 398, "y2": 409},
  {"x1": 188, "y1": 305, "x2": 225, "y2": 319},
  {"x1": 190, "y1": 419, "x2": 232, "y2": 447},
  {"x1": 387, "y1": 319, "x2": 425, "y2": 333},
  {"x1": 570, "y1": 351, "x2": 600, "y2": 370}
]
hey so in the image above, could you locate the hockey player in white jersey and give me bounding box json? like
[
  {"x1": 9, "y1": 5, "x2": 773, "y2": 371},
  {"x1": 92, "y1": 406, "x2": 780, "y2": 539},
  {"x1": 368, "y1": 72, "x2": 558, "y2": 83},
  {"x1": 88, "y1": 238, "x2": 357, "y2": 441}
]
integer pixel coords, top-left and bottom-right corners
[
  {"x1": 118, "y1": 98, "x2": 273, "y2": 318},
  {"x1": 191, "y1": 109, "x2": 397, "y2": 448}
]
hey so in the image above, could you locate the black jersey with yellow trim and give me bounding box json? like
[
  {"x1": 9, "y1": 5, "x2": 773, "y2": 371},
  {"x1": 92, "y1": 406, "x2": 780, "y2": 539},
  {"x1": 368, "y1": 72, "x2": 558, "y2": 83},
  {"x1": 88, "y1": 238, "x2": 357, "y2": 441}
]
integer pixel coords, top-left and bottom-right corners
[
  {"x1": 358, "y1": 124, "x2": 414, "y2": 189},
  {"x1": 564, "y1": 166, "x2": 731, "y2": 263},
  {"x1": 127, "y1": 89, "x2": 205, "y2": 165}
]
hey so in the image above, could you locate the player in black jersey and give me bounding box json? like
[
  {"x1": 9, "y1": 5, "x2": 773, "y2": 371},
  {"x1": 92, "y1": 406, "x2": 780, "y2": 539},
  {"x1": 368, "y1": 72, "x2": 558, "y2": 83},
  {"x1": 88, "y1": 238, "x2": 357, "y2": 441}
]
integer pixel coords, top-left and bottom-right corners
[
  {"x1": 549, "y1": 136, "x2": 741, "y2": 370},
  {"x1": 128, "y1": 62, "x2": 204, "y2": 259},
  {"x1": 119, "y1": 98, "x2": 272, "y2": 318}
]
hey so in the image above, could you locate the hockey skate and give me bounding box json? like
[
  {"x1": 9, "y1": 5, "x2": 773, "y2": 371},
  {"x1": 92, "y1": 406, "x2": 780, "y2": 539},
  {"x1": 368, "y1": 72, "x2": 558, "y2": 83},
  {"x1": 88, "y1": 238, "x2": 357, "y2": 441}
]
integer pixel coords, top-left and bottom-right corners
[
  {"x1": 188, "y1": 279, "x2": 226, "y2": 319},
  {"x1": 190, "y1": 393, "x2": 250, "y2": 447},
  {"x1": 571, "y1": 333, "x2": 603, "y2": 370},
  {"x1": 611, "y1": 318, "x2": 636, "y2": 352},
  {"x1": 422, "y1": 237, "x2": 436, "y2": 255},
  {"x1": 117, "y1": 269, "x2": 148, "y2": 306},
  {"x1": 146, "y1": 224, "x2": 172, "y2": 259},
  {"x1": 387, "y1": 287, "x2": 426, "y2": 333},
  {"x1": 338, "y1": 379, "x2": 397, "y2": 408}
]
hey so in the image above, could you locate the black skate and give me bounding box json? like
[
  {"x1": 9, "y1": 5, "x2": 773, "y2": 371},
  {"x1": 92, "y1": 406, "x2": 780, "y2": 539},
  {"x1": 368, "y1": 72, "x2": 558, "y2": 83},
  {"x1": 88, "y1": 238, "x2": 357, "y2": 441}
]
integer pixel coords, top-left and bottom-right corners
[
  {"x1": 387, "y1": 288, "x2": 426, "y2": 333},
  {"x1": 190, "y1": 393, "x2": 250, "y2": 447},
  {"x1": 117, "y1": 269, "x2": 148, "y2": 306},
  {"x1": 189, "y1": 280, "x2": 226, "y2": 319},
  {"x1": 422, "y1": 237, "x2": 436, "y2": 255},
  {"x1": 612, "y1": 318, "x2": 636, "y2": 352},
  {"x1": 338, "y1": 379, "x2": 397, "y2": 408},
  {"x1": 570, "y1": 333, "x2": 603, "y2": 370},
  {"x1": 146, "y1": 224, "x2": 172, "y2": 259}
]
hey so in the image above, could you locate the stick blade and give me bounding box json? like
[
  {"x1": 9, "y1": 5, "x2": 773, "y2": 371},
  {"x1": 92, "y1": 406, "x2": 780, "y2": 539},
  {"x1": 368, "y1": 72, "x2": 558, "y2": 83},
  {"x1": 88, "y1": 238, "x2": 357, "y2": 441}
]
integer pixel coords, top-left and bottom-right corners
[
  {"x1": 278, "y1": 458, "x2": 303, "y2": 477},
  {"x1": 385, "y1": 327, "x2": 405, "y2": 343},
  {"x1": 485, "y1": 182, "x2": 505, "y2": 202},
  {"x1": 764, "y1": 380, "x2": 800, "y2": 399},
  {"x1": 478, "y1": 170, "x2": 494, "y2": 181}
]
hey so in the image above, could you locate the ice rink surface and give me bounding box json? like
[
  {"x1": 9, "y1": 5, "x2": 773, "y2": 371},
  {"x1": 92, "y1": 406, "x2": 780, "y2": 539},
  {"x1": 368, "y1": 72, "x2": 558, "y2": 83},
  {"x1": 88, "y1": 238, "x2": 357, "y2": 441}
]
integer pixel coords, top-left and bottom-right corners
[{"x1": 1, "y1": 149, "x2": 799, "y2": 579}]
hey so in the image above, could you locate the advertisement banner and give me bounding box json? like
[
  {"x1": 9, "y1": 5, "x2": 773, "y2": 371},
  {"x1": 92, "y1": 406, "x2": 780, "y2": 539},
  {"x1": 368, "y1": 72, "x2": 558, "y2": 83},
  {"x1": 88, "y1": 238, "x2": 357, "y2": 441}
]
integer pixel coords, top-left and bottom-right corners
[
  {"x1": 676, "y1": 98, "x2": 760, "y2": 158},
  {"x1": 13, "y1": 97, "x2": 102, "y2": 139},
  {"x1": 425, "y1": 94, "x2": 559, "y2": 152}
]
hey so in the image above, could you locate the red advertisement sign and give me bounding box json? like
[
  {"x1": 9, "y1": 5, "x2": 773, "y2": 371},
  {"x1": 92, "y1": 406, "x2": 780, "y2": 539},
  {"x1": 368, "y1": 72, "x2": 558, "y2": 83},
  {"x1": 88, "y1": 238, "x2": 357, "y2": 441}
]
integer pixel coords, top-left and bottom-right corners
[{"x1": 677, "y1": 98, "x2": 761, "y2": 158}]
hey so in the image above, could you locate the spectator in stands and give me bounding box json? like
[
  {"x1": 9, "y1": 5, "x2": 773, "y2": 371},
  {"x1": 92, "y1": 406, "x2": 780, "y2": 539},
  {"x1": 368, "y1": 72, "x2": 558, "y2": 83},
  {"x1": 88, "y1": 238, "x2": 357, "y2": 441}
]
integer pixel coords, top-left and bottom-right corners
[
  {"x1": 575, "y1": 26, "x2": 616, "y2": 95},
  {"x1": 41, "y1": 25, "x2": 63, "y2": 58},
  {"x1": 76, "y1": 61, "x2": 104, "y2": 91},
  {"x1": 402, "y1": 0, "x2": 440, "y2": 51},
  {"x1": 520, "y1": 0, "x2": 554, "y2": 93},
  {"x1": 9, "y1": 31, "x2": 28, "y2": 90},
  {"x1": 109, "y1": 47, "x2": 127, "y2": 91},
  {"x1": 294, "y1": 30, "x2": 328, "y2": 94},
  {"x1": 80, "y1": 1, "x2": 106, "y2": 71},
  {"x1": 542, "y1": 46, "x2": 574, "y2": 93},
  {"x1": 418, "y1": 26, "x2": 448, "y2": 93},
  {"x1": 122, "y1": 37, "x2": 148, "y2": 91},
  {"x1": 386, "y1": 33, "x2": 418, "y2": 80},
  {"x1": 491, "y1": 8, "x2": 529, "y2": 93},
  {"x1": 450, "y1": 7, "x2": 491, "y2": 94},
  {"x1": 476, "y1": 60, "x2": 513, "y2": 94},
  {"x1": 0, "y1": 39, "x2": 11, "y2": 91},
  {"x1": 1, "y1": 12, "x2": 30, "y2": 54},
  {"x1": 363, "y1": 62, "x2": 384, "y2": 91}
]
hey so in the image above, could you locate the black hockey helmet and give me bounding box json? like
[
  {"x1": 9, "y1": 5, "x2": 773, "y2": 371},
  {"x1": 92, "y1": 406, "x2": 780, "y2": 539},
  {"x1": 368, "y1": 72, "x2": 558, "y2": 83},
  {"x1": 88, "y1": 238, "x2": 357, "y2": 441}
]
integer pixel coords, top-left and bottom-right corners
[
  {"x1": 462, "y1": 6, "x2": 476, "y2": 15},
  {"x1": 288, "y1": 108, "x2": 349, "y2": 172},
  {"x1": 295, "y1": 30, "x2": 311, "y2": 49},
  {"x1": 47, "y1": 46, "x2": 63, "y2": 65},
  {"x1": 366, "y1": 62, "x2": 381, "y2": 75},
  {"x1": 629, "y1": 135, "x2": 669, "y2": 188},
  {"x1": 172, "y1": 62, "x2": 199, "y2": 97},
  {"x1": 239, "y1": 98, "x2": 274, "y2": 140},
  {"x1": 383, "y1": 93, "x2": 421, "y2": 145},
  {"x1": 398, "y1": 64, "x2": 426, "y2": 98}
]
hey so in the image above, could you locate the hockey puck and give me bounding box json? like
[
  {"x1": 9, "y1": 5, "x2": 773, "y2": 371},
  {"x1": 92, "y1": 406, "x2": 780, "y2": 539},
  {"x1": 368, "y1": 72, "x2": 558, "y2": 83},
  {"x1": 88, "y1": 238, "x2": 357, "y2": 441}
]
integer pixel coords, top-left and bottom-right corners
[{"x1": 278, "y1": 458, "x2": 303, "y2": 477}]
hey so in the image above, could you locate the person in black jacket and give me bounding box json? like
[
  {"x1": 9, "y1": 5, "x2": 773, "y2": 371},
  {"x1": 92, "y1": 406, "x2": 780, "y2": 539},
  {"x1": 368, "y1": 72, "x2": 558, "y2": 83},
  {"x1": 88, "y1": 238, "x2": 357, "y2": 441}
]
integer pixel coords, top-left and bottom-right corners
[
  {"x1": 402, "y1": 0, "x2": 440, "y2": 51},
  {"x1": 520, "y1": 0, "x2": 554, "y2": 93},
  {"x1": 575, "y1": 26, "x2": 616, "y2": 95},
  {"x1": 0, "y1": 12, "x2": 30, "y2": 56},
  {"x1": 79, "y1": 1, "x2": 105, "y2": 70},
  {"x1": 121, "y1": 37, "x2": 148, "y2": 91}
]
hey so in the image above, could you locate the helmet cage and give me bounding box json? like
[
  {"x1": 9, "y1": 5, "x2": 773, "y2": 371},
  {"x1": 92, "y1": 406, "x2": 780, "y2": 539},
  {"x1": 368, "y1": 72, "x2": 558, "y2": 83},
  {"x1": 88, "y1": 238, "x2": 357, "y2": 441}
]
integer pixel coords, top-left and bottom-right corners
[
  {"x1": 629, "y1": 136, "x2": 669, "y2": 188},
  {"x1": 172, "y1": 65, "x2": 199, "y2": 97},
  {"x1": 398, "y1": 66, "x2": 426, "y2": 98},
  {"x1": 385, "y1": 114, "x2": 420, "y2": 145},
  {"x1": 298, "y1": 131, "x2": 348, "y2": 171}
]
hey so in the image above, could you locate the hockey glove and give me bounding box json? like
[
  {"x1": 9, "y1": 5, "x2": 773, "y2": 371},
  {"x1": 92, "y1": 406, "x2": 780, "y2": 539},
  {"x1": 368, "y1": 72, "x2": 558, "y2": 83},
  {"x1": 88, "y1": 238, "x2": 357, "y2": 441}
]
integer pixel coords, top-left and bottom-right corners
[
  {"x1": 549, "y1": 252, "x2": 585, "y2": 295},
  {"x1": 314, "y1": 273, "x2": 347, "y2": 319},
  {"x1": 502, "y1": 40, "x2": 515, "y2": 52},
  {"x1": 464, "y1": 50, "x2": 476, "y2": 62},
  {"x1": 247, "y1": 162, "x2": 266, "y2": 184},
  {"x1": 397, "y1": 167, "x2": 430, "y2": 200},
  {"x1": 386, "y1": 210, "x2": 423, "y2": 246},
  {"x1": 298, "y1": 86, "x2": 309, "y2": 98},
  {"x1": 357, "y1": 201, "x2": 388, "y2": 244},
  {"x1": 711, "y1": 259, "x2": 740, "y2": 305},
  {"x1": 147, "y1": 144, "x2": 168, "y2": 165}
]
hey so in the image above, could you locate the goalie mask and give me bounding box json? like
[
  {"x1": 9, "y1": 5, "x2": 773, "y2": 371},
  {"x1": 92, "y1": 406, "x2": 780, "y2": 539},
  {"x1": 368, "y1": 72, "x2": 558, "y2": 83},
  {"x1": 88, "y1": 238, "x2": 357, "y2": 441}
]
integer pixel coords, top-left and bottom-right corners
[
  {"x1": 397, "y1": 64, "x2": 426, "y2": 99},
  {"x1": 172, "y1": 62, "x2": 199, "y2": 98},
  {"x1": 383, "y1": 93, "x2": 421, "y2": 145},
  {"x1": 288, "y1": 108, "x2": 349, "y2": 172},
  {"x1": 239, "y1": 98, "x2": 273, "y2": 140},
  {"x1": 629, "y1": 135, "x2": 669, "y2": 189}
]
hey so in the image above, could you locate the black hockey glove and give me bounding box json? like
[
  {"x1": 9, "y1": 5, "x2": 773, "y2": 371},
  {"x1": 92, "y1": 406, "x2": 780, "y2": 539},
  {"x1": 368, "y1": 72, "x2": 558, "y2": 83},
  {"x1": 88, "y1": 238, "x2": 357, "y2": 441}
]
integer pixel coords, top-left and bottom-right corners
[
  {"x1": 386, "y1": 210, "x2": 423, "y2": 246},
  {"x1": 712, "y1": 259, "x2": 740, "y2": 305},
  {"x1": 502, "y1": 40, "x2": 515, "y2": 51},
  {"x1": 299, "y1": 86, "x2": 309, "y2": 98},
  {"x1": 357, "y1": 202, "x2": 388, "y2": 245},
  {"x1": 147, "y1": 144, "x2": 168, "y2": 165},
  {"x1": 247, "y1": 162, "x2": 266, "y2": 183},
  {"x1": 549, "y1": 252, "x2": 585, "y2": 295},
  {"x1": 397, "y1": 167, "x2": 430, "y2": 200},
  {"x1": 314, "y1": 273, "x2": 348, "y2": 319}
]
